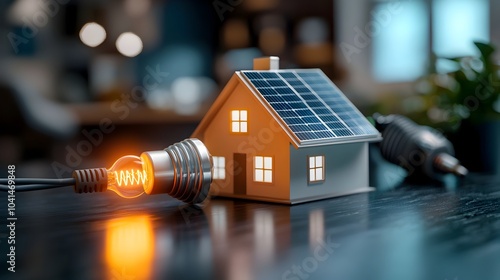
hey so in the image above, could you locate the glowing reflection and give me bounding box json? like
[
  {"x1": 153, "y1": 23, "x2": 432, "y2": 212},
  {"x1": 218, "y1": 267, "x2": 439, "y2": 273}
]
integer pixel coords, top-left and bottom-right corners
[
  {"x1": 228, "y1": 247, "x2": 253, "y2": 280},
  {"x1": 105, "y1": 215, "x2": 154, "y2": 280},
  {"x1": 309, "y1": 209, "x2": 325, "y2": 250},
  {"x1": 254, "y1": 210, "x2": 275, "y2": 264},
  {"x1": 211, "y1": 205, "x2": 227, "y2": 242}
]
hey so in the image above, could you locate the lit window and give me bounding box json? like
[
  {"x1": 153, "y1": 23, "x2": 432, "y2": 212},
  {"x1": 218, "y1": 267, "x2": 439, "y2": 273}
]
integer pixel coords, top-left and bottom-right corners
[
  {"x1": 231, "y1": 110, "x2": 248, "y2": 133},
  {"x1": 254, "y1": 156, "x2": 272, "y2": 183},
  {"x1": 308, "y1": 156, "x2": 324, "y2": 183},
  {"x1": 213, "y1": 156, "x2": 225, "y2": 180}
]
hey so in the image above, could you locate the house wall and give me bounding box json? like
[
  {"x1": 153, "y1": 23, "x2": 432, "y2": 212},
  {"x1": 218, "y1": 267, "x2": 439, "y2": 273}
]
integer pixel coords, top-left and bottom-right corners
[
  {"x1": 289, "y1": 142, "x2": 369, "y2": 201},
  {"x1": 200, "y1": 81, "x2": 291, "y2": 200}
]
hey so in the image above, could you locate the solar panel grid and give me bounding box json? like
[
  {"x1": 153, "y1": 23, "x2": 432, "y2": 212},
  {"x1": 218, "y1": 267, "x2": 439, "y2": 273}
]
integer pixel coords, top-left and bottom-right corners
[
  {"x1": 241, "y1": 69, "x2": 378, "y2": 142},
  {"x1": 296, "y1": 71, "x2": 379, "y2": 136},
  {"x1": 279, "y1": 72, "x2": 355, "y2": 137},
  {"x1": 260, "y1": 72, "x2": 280, "y2": 79},
  {"x1": 244, "y1": 74, "x2": 333, "y2": 141}
]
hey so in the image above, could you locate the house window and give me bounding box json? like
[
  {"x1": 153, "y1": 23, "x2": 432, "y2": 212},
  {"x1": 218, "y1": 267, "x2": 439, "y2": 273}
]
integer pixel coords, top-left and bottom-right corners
[
  {"x1": 308, "y1": 156, "x2": 325, "y2": 183},
  {"x1": 231, "y1": 110, "x2": 248, "y2": 133},
  {"x1": 213, "y1": 156, "x2": 225, "y2": 180},
  {"x1": 254, "y1": 156, "x2": 272, "y2": 183}
]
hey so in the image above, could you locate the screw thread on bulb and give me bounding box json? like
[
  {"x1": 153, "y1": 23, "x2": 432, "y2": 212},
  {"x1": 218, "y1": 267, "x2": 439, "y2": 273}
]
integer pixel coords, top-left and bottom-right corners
[
  {"x1": 141, "y1": 138, "x2": 212, "y2": 204},
  {"x1": 165, "y1": 139, "x2": 210, "y2": 203},
  {"x1": 73, "y1": 168, "x2": 108, "y2": 193}
]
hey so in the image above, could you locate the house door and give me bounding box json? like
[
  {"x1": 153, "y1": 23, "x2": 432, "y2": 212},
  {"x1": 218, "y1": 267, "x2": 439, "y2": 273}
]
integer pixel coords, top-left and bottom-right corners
[{"x1": 233, "y1": 153, "x2": 246, "y2": 195}]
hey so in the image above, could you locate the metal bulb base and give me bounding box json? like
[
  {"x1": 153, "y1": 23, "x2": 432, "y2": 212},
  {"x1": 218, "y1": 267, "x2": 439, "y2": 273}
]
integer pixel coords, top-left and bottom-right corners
[{"x1": 141, "y1": 138, "x2": 212, "y2": 204}]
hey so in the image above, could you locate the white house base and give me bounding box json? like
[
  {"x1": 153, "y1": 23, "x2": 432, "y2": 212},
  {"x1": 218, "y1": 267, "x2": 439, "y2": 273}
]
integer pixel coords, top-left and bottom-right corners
[{"x1": 210, "y1": 187, "x2": 374, "y2": 205}]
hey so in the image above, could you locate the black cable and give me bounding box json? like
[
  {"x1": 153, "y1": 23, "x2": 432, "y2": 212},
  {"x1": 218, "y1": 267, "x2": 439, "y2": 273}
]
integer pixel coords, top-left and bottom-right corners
[
  {"x1": 0, "y1": 178, "x2": 75, "y2": 185},
  {"x1": 0, "y1": 178, "x2": 75, "y2": 192},
  {"x1": 0, "y1": 184, "x2": 73, "y2": 192}
]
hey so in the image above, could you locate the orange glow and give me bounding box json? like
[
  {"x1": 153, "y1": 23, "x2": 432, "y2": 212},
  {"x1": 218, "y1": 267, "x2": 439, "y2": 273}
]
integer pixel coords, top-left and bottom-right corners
[
  {"x1": 107, "y1": 155, "x2": 147, "y2": 199},
  {"x1": 105, "y1": 215, "x2": 155, "y2": 280},
  {"x1": 140, "y1": 153, "x2": 156, "y2": 195},
  {"x1": 113, "y1": 169, "x2": 148, "y2": 186}
]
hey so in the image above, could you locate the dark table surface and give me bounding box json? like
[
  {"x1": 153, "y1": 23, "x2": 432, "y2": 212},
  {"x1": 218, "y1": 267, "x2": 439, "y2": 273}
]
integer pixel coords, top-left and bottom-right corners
[{"x1": 1, "y1": 170, "x2": 500, "y2": 280}]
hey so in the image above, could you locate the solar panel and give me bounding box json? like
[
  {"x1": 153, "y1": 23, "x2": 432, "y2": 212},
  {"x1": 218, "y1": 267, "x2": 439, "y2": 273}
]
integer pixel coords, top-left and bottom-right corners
[{"x1": 241, "y1": 69, "x2": 379, "y2": 143}]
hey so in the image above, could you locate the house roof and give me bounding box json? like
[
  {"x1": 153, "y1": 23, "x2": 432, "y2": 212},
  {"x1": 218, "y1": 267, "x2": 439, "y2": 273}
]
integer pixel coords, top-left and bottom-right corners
[
  {"x1": 192, "y1": 68, "x2": 381, "y2": 148},
  {"x1": 240, "y1": 69, "x2": 380, "y2": 146}
]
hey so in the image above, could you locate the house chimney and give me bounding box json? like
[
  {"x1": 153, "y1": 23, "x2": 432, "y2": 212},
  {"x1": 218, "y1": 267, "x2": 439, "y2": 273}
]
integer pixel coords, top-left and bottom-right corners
[{"x1": 253, "y1": 56, "x2": 279, "y2": 70}]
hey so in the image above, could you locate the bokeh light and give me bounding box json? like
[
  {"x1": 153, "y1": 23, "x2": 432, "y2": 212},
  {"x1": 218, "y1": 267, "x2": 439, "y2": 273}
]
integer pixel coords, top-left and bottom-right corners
[
  {"x1": 116, "y1": 32, "x2": 143, "y2": 57},
  {"x1": 79, "y1": 22, "x2": 107, "y2": 47}
]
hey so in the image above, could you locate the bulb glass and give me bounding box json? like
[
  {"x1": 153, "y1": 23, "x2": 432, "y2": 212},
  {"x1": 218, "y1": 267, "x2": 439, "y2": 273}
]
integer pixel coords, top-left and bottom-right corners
[{"x1": 107, "y1": 155, "x2": 148, "y2": 198}]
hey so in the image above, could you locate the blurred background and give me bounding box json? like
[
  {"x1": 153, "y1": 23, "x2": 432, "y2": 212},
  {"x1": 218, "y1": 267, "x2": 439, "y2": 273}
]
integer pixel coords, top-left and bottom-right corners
[{"x1": 0, "y1": 0, "x2": 499, "y2": 177}]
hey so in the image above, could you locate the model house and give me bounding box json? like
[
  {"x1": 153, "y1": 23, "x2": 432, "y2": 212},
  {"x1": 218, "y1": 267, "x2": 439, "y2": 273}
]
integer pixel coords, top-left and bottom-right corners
[{"x1": 192, "y1": 57, "x2": 381, "y2": 204}]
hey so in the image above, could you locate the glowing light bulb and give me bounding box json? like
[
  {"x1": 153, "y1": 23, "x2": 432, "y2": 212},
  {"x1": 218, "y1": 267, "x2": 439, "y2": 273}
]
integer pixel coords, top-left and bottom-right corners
[
  {"x1": 72, "y1": 138, "x2": 213, "y2": 204},
  {"x1": 106, "y1": 155, "x2": 147, "y2": 198}
]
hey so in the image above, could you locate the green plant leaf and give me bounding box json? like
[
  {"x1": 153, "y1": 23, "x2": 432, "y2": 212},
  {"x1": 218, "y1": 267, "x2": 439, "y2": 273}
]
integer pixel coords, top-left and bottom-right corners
[
  {"x1": 441, "y1": 56, "x2": 463, "y2": 63},
  {"x1": 474, "y1": 41, "x2": 495, "y2": 61}
]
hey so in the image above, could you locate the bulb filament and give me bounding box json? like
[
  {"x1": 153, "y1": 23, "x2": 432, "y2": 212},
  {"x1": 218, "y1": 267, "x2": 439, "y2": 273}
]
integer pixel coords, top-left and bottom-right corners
[{"x1": 113, "y1": 169, "x2": 148, "y2": 187}]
